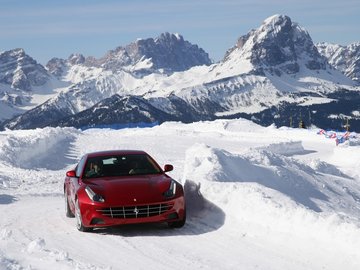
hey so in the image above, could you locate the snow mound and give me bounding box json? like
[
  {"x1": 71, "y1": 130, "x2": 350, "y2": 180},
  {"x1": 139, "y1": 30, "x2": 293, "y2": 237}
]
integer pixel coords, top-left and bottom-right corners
[
  {"x1": 183, "y1": 143, "x2": 251, "y2": 182},
  {"x1": 263, "y1": 141, "x2": 305, "y2": 156},
  {"x1": 181, "y1": 142, "x2": 360, "y2": 256},
  {"x1": 183, "y1": 143, "x2": 327, "y2": 211},
  {"x1": 183, "y1": 143, "x2": 360, "y2": 218},
  {"x1": 183, "y1": 142, "x2": 314, "y2": 184},
  {"x1": 222, "y1": 118, "x2": 265, "y2": 133},
  {"x1": 0, "y1": 127, "x2": 79, "y2": 170}
]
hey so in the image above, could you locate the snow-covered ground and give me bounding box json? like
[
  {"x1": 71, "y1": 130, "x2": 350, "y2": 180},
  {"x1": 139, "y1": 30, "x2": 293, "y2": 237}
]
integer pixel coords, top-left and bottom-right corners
[{"x1": 1, "y1": 119, "x2": 360, "y2": 269}]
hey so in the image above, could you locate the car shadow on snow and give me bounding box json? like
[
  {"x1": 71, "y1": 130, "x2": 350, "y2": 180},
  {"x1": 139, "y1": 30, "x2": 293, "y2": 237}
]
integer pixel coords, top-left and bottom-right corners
[
  {"x1": 0, "y1": 194, "x2": 17, "y2": 205},
  {"x1": 93, "y1": 180, "x2": 225, "y2": 236}
]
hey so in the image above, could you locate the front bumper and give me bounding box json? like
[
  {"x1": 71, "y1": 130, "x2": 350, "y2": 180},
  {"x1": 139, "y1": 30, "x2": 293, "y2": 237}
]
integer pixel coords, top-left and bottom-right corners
[{"x1": 79, "y1": 196, "x2": 186, "y2": 228}]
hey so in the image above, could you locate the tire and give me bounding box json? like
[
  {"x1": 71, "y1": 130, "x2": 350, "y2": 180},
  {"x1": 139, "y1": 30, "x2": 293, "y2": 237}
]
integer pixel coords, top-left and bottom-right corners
[
  {"x1": 168, "y1": 210, "x2": 186, "y2": 228},
  {"x1": 75, "y1": 199, "x2": 92, "y2": 232},
  {"x1": 64, "y1": 191, "x2": 75, "y2": 218}
]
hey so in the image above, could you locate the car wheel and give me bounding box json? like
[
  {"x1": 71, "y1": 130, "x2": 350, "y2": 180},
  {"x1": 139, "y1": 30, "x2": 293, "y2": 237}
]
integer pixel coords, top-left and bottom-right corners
[
  {"x1": 75, "y1": 199, "x2": 92, "y2": 232},
  {"x1": 64, "y1": 191, "x2": 75, "y2": 218},
  {"x1": 168, "y1": 210, "x2": 186, "y2": 228}
]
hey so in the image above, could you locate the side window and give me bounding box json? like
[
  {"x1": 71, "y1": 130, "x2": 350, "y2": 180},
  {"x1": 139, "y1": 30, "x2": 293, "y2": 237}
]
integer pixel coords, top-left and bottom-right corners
[{"x1": 76, "y1": 156, "x2": 87, "y2": 177}]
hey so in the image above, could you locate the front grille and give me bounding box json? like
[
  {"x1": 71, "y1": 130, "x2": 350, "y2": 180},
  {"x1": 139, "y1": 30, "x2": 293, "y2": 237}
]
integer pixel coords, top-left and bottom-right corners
[{"x1": 97, "y1": 203, "x2": 173, "y2": 219}]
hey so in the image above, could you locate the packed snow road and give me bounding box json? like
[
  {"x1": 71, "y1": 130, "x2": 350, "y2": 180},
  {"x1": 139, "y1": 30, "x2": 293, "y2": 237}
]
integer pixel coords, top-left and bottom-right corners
[{"x1": 1, "y1": 119, "x2": 360, "y2": 269}]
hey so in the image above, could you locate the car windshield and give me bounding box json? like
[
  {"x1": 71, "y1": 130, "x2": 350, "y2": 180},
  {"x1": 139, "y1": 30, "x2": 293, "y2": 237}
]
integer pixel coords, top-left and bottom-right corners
[{"x1": 83, "y1": 154, "x2": 162, "y2": 178}]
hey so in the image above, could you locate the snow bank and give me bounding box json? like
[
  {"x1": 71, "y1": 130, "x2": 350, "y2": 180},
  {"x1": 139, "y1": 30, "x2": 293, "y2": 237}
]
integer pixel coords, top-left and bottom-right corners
[
  {"x1": 263, "y1": 141, "x2": 305, "y2": 156},
  {"x1": 183, "y1": 143, "x2": 253, "y2": 183},
  {"x1": 182, "y1": 143, "x2": 360, "y2": 246},
  {"x1": 0, "y1": 127, "x2": 79, "y2": 170},
  {"x1": 182, "y1": 143, "x2": 327, "y2": 211}
]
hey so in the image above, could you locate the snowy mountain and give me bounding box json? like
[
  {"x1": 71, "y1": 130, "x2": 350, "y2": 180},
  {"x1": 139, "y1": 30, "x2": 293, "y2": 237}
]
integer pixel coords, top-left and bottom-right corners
[
  {"x1": 1, "y1": 33, "x2": 212, "y2": 129},
  {"x1": 317, "y1": 42, "x2": 360, "y2": 83},
  {"x1": 46, "y1": 53, "x2": 86, "y2": 77},
  {"x1": 98, "y1": 32, "x2": 212, "y2": 73},
  {"x1": 1, "y1": 15, "x2": 359, "y2": 131},
  {"x1": 222, "y1": 14, "x2": 328, "y2": 75},
  {"x1": 168, "y1": 14, "x2": 353, "y2": 120},
  {"x1": 0, "y1": 48, "x2": 67, "y2": 121},
  {"x1": 0, "y1": 48, "x2": 49, "y2": 90},
  {"x1": 46, "y1": 32, "x2": 212, "y2": 78}
]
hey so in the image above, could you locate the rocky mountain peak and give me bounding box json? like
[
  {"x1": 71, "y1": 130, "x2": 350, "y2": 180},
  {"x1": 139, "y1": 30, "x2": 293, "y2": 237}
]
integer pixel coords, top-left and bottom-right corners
[
  {"x1": 224, "y1": 14, "x2": 328, "y2": 75},
  {"x1": 46, "y1": 53, "x2": 87, "y2": 77},
  {"x1": 4, "y1": 48, "x2": 26, "y2": 58},
  {"x1": 68, "y1": 53, "x2": 85, "y2": 65},
  {"x1": 0, "y1": 48, "x2": 49, "y2": 91},
  {"x1": 259, "y1": 14, "x2": 293, "y2": 38},
  {"x1": 100, "y1": 32, "x2": 212, "y2": 73},
  {"x1": 156, "y1": 32, "x2": 184, "y2": 46},
  {"x1": 46, "y1": 33, "x2": 211, "y2": 76},
  {"x1": 317, "y1": 42, "x2": 360, "y2": 83}
]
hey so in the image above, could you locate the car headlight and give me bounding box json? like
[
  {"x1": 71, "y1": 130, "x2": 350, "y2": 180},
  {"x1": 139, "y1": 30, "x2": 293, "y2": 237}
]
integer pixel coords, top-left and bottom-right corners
[
  {"x1": 163, "y1": 180, "x2": 177, "y2": 198},
  {"x1": 85, "y1": 186, "x2": 105, "y2": 203}
]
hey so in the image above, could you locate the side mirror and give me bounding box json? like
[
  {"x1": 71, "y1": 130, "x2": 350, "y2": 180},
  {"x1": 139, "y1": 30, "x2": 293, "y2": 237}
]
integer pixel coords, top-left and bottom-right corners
[
  {"x1": 66, "y1": 170, "x2": 77, "y2": 177},
  {"x1": 164, "y1": 164, "x2": 173, "y2": 172}
]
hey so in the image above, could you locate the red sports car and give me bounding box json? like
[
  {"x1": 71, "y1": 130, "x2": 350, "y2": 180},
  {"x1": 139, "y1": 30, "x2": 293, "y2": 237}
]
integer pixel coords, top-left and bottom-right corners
[{"x1": 64, "y1": 150, "x2": 186, "y2": 232}]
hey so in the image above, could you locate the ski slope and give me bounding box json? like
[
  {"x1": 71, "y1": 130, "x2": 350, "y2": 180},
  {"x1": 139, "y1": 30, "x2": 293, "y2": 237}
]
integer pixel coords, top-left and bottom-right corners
[{"x1": 1, "y1": 119, "x2": 360, "y2": 269}]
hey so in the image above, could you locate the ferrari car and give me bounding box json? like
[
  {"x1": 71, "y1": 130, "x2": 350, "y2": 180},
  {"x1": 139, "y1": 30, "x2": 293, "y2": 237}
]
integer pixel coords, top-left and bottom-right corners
[{"x1": 64, "y1": 150, "x2": 186, "y2": 232}]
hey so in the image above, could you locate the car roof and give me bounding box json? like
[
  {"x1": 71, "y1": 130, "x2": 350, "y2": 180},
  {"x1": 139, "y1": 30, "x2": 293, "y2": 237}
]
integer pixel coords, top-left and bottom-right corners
[{"x1": 86, "y1": 150, "x2": 148, "y2": 158}]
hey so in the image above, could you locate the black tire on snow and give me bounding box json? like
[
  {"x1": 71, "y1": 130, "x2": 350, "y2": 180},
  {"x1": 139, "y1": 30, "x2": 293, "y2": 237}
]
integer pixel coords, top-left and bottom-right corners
[
  {"x1": 168, "y1": 210, "x2": 186, "y2": 228},
  {"x1": 64, "y1": 191, "x2": 75, "y2": 218}
]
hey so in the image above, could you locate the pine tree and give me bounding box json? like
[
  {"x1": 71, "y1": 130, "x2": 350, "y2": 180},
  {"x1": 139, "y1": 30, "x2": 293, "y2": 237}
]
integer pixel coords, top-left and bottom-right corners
[{"x1": 299, "y1": 112, "x2": 306, "y2": 129}]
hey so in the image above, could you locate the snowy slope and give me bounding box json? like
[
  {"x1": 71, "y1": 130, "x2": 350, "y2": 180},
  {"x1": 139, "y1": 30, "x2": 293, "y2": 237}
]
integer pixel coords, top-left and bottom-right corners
[{"x1": 1, "y1": 118, "x2": 360, "y2": 269}]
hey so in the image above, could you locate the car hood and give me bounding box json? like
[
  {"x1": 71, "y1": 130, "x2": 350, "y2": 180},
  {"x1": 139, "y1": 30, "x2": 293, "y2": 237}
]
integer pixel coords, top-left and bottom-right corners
[{"x1": 85, "y1": 174, "x2": 172, "y2": 205}]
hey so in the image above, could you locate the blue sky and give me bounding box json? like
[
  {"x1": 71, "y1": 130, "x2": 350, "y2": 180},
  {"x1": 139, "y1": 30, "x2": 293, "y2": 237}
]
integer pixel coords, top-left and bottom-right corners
[{"x1": 1, "y1": 0, "x2": 359, "y2": 64}]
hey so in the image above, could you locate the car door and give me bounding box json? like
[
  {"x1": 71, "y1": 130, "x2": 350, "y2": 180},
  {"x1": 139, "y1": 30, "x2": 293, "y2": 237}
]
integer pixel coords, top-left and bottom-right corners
[{"x1": 69, "y1": 156, "x2": 87, "y2": 207}]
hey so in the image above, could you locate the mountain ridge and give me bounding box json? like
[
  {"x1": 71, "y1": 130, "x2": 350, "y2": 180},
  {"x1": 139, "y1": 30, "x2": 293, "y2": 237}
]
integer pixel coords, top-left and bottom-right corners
[
  {"x1": 1, "y1": 15, "x2": 359, "y2": 131},
  {"x1": 46, "y1": 32, "x2": 212, "y2": 78},
  {"x1": 316, "y1": 42, "x2": 360, "y2": 83}
]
